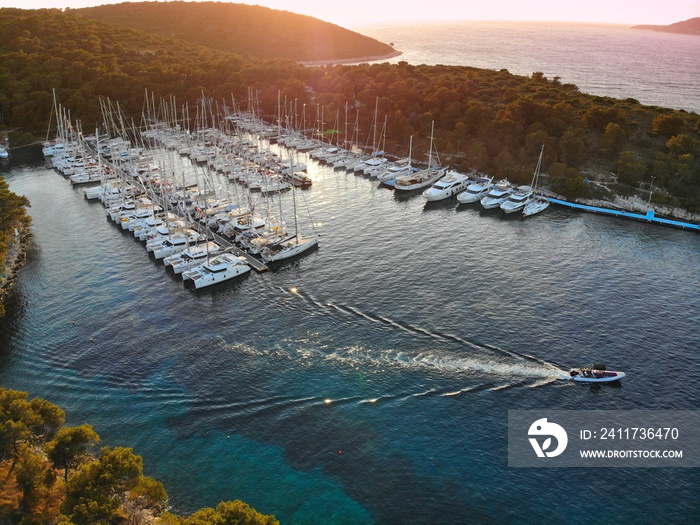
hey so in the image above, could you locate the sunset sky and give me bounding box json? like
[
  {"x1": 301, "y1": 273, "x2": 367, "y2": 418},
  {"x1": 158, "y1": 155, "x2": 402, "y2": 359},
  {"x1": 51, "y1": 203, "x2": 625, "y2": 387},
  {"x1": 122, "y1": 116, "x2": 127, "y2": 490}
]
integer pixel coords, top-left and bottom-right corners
[{"x1": 4, "y1": 0, "x2": 698, "y2": 26}]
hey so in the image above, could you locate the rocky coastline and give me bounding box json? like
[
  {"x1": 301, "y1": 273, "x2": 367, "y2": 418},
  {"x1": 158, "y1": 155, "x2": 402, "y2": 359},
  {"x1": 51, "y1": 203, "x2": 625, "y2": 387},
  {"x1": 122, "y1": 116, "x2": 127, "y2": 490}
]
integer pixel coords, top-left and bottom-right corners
[
  {"x1": 0, "y1": 225, "x2": 30, "y2": 316},
  {"x1": 298, "y1": 49, "x2": 403, "y2": 66}
]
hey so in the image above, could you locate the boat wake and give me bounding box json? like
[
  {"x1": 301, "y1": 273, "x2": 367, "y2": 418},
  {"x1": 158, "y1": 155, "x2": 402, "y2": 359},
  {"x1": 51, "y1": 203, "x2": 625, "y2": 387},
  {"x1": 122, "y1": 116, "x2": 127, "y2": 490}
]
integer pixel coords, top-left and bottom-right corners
[{"x1": 266, "y1": 286, "x2": 567, "y2": 387}]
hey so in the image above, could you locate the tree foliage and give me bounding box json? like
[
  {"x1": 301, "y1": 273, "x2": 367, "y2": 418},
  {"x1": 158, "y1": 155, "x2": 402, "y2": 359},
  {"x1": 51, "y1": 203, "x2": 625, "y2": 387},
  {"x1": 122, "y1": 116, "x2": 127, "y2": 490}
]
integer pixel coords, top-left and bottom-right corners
[
  {"x1": 74, "y1": 2, "x2": 396, "y2": 62},
  {"x1": 46, "y1": 424, "x2": 100, "y2": 481},
  {"x1": 0, "y1": 388, "x2": 64, "y2": 465},
  {"x1": 0, "y1": 389, "x2": 278, "y2": 525},
  {"x1": 0, "y1": 5, "x2": 699, "y2": 211}
]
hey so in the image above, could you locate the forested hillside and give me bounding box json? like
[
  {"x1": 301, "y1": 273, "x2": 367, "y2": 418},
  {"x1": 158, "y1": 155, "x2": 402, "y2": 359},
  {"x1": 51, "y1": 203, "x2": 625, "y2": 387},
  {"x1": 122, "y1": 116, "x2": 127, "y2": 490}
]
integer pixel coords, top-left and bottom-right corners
[
  {"x1": 0, "y1": 6, "x2": 698, "y2": 212},
  {"x1": 74, "y1": 1, "x2": 399, "y2": 61}
]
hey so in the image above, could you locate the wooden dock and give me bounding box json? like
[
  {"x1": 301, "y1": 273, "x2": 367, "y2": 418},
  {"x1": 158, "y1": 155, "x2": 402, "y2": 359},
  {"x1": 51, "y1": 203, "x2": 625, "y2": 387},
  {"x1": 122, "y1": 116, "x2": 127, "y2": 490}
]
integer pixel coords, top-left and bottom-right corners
[{"x1": 99, "y1": 150, "x2": 270, "y2": 273}]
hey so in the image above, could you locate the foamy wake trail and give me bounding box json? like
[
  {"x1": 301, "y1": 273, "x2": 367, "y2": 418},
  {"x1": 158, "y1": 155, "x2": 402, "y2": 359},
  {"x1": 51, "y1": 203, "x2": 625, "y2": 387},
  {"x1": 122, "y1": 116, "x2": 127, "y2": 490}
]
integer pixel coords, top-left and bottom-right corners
[{"x1": 281, "y1": 290, "x2": 566, "y2": 383}]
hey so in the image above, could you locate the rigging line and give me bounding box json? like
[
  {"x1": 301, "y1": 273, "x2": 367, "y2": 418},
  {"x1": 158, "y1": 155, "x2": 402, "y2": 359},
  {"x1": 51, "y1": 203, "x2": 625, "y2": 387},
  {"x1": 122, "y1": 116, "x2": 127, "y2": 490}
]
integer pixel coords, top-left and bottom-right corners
[{"x1": 299, "y1": 188, "x2": 319, "y2": 236}]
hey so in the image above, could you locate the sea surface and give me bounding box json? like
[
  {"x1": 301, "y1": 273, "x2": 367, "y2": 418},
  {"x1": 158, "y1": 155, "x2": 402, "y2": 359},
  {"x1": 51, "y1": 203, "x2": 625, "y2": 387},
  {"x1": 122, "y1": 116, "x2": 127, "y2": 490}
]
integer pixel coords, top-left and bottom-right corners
[
  {"x1": 1, "y1": 22, "x2": 700, "y2": 525},
  {"x1": 352, "y1": 21, "x2": 700, "y2": 113}
]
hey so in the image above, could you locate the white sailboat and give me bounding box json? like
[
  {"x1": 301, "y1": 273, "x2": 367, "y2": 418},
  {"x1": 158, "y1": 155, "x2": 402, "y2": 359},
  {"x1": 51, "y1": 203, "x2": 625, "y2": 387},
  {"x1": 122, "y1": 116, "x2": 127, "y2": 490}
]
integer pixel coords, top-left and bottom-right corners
[
  {"x1": 522, "y1": 145, "x2": 550, "y2": 217},
  {"x1": 394, "y1": 121, "x2": 446, "y2": 191},
  {"x1": 260, "y1": 156, "x2": 318, "y2": 263}
]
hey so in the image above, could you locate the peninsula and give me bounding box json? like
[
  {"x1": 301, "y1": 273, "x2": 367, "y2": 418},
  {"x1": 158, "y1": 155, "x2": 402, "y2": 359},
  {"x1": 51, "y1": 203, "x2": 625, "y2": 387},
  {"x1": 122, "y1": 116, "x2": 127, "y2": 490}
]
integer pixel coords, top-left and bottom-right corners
[{"x1": 632, "y1": 17, "x2": 700, "y2": 35}]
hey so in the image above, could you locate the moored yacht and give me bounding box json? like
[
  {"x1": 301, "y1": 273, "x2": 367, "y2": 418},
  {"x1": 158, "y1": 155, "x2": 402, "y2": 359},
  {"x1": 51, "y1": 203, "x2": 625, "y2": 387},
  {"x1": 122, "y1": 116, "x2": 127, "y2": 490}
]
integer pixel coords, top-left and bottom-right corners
[
  {"x1": 456, "y1": 176, "x2": 495, "y2": 204},
  {"x1": 480, "y1": 181, "x2": 514, "y2": 209},
  {"x1": 376, "y1": 162, "x2": 415, "y2": 183},
  {"x1": 522, "y1": 196, "x2": 550, "y2": 217},
  {"x1": 521, "y1": 145, "x2": 549, "y2": 217},
  {"x1": 500, "y1": 185, "x2": 533, "y2": 214},
  {"x1": 423, "y1": 170, "x2": 475, "y2": 201}
]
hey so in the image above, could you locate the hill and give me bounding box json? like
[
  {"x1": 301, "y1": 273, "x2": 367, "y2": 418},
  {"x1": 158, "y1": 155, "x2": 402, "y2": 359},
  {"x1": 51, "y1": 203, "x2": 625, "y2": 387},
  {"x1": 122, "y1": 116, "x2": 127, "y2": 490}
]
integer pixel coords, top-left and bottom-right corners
[
  {"x1": 0, "y1": 7, "x2": 698, "y2": 213},
  {"x1": 632, "y1": 17, "x2": 700, "y2": 35},
  {"x1": 73, "y1": 1, "x2": 400, "y2": 62}
]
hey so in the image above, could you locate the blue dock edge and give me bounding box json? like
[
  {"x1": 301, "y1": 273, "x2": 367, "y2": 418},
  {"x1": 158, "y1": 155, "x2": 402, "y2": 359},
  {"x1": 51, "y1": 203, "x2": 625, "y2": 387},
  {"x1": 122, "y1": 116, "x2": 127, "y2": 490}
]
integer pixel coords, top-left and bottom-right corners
[{"x1": 547, "y1": 198, "x2": 700, "y2": 232}]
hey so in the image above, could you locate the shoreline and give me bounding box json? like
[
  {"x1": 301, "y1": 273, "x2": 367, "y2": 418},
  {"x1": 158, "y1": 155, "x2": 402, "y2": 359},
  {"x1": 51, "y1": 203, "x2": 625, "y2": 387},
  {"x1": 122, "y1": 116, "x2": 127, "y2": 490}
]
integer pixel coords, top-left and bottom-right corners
[
  {"x1": 298, "y1": 49, "x2": 403, "y2": 66},
  {"x1": 0, "y1": 225, "x2": 30, "y2": 316}
]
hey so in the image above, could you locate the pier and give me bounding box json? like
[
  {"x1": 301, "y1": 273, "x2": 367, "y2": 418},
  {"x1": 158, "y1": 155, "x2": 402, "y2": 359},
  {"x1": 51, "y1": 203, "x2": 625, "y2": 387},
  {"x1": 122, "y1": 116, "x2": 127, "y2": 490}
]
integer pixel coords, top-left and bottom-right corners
[
  {"x1": 97, "y1": 149, "x2": 270, "y2": 273},
  {"x1": 207, "y1": 228, "x2": 269, "y2": 273},
  {"x1": 548, "y1": 198, "x2": 700, "y2": 232}
]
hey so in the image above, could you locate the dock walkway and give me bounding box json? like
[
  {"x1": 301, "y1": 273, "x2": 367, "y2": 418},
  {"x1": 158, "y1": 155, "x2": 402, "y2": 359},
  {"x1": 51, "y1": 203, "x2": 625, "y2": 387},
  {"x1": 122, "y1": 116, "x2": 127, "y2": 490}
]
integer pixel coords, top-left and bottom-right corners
[
  {"x1": 173, "y1": 208, "x2": 269, "y2": 273},
  {"x1": 548, "y1": 198, "x2": 700, "y2": 232}
]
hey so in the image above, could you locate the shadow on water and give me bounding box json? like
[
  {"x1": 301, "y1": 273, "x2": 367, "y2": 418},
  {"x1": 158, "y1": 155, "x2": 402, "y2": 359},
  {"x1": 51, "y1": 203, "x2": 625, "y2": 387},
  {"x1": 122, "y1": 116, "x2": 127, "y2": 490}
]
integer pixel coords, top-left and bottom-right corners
[
  {"x1": 422, "y1": 198, "x2": 458, "y2": 213},
  {"x1": 0, "y1": 289, "x2": 27, "y2": 373},
  {"x1": 264, "y1": 243, "x2": 320, "y2": 272},
  {"x1": 392, "y1": 188, "x2": 424, "y2": 202}
]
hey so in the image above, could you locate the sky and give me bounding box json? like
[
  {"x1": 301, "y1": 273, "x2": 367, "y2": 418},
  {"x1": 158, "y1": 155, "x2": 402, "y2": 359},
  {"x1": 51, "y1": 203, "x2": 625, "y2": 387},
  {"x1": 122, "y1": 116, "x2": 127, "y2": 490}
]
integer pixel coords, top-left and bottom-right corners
[{"x1": 2, "y1": 0, "x2": 698, "y2": 27}]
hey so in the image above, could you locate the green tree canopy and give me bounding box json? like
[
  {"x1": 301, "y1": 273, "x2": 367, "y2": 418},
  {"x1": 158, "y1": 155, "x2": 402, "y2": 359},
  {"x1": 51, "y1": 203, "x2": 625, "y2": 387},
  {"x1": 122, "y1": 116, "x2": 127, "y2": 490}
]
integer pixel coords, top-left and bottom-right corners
[
  {"x1": 0, "y1": 388, "x2": 65, "y2": 465},
  {"x1": 46, "y1": 423, "x2": 101, "y2": 481}
]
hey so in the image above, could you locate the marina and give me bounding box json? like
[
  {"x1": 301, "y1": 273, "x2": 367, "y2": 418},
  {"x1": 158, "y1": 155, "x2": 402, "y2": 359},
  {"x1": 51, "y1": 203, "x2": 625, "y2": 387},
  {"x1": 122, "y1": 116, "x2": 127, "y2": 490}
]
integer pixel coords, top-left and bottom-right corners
[{"x1": 4, "y1": 141, "x2": 698, "y2": 525}]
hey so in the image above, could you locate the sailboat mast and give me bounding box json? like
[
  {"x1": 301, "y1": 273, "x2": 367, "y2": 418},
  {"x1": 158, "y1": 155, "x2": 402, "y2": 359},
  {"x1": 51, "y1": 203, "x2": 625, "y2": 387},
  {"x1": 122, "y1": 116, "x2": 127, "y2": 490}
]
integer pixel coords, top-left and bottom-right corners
[
  {"x1": 372, "y1": 97, "x2": 378, "y2": 154},
  {"x1": 428, "y1": 120, "x2": 434, "y2": 170}
]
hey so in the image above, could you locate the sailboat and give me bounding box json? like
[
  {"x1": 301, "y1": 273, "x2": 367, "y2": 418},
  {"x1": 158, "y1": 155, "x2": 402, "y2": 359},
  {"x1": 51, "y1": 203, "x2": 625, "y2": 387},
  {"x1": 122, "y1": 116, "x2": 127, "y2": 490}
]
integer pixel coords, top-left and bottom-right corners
[
  {"x1": 260, "y1": 155, "x2": 318, "y2": 263},
  {"x1": 522, "y1": 145, "x2": 550, "y2": 217},
  {"x1": 394, "y1": 121, "x2": 446, "y2": 191}
]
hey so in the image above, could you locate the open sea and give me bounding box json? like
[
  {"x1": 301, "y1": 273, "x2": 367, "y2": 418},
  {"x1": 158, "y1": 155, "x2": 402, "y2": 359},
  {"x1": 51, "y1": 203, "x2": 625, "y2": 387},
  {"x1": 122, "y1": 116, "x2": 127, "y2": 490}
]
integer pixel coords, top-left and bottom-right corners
[
  {"x1": 353, "y1": 21, "x2": 700, "y2": 113},
  {"x1": 1, "y1": 21, "x2": 699, "y2": 525}
]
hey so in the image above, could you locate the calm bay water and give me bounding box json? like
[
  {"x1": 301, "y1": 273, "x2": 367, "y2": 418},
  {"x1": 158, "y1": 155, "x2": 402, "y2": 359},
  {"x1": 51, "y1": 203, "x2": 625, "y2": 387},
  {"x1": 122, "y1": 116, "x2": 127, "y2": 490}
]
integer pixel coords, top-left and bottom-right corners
[
  {"x1": 1, "y1": 21, "x2": 700, "y2": 525},
  {"x1": 353, "y1": 21, "x2": 700, "y2": 113},
  {"x1": 1, "y1": 148, "x2": 698, "y2": 524}
]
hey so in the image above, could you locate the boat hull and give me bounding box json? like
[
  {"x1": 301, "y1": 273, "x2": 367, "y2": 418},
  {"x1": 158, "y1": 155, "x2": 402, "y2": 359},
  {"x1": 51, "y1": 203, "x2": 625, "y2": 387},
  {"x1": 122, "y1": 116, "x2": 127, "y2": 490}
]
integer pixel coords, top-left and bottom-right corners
[{"x1": 262, "y1": 237, "x2": 318, "y2": 263}]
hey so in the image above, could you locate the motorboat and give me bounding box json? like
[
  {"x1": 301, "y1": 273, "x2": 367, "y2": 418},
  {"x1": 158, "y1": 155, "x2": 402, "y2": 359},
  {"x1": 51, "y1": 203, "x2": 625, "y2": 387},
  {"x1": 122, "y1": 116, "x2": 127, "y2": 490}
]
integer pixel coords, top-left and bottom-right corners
[
  {"x1": 500, "y1": 185, "x2": 533, "y2": 214},
  {"x1": 423, "y1": 170, "x2": 474, "y2": 201},
  {"x1": 568, "y1": 364, "x2": 625, "y2": 383},
  {"x1": 287, "y1": 171, "x2": 312, "y2": 188},
  {"x1": 183, "y1": 253, "x2": 251, "y2": 289},
  {"x1": 456, "y1": 176, "x2": 495, "y2": 204},
  {"x1": 480, "y1": 181, "x2": 514, "y2": 209},
  {"x1": 0, "y1": 146, "x2": 9, "y2": 160}
]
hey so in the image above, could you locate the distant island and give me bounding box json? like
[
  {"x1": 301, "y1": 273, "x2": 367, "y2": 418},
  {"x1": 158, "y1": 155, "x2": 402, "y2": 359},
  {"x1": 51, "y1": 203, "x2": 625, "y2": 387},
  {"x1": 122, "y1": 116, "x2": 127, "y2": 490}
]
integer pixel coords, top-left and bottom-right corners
[{"x1": 632, "y1": 17, "x2": 700, "y2": 35}]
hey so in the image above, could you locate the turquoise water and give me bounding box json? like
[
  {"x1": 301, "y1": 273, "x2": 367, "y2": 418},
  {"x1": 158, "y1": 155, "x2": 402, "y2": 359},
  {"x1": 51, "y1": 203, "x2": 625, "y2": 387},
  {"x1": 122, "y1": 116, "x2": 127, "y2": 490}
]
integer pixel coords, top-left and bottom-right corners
[{"x1": 1, "y1": 149, "x2": 698, "y2": 524}]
